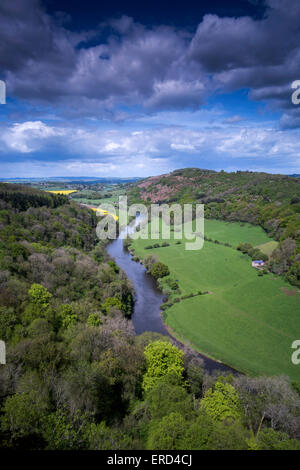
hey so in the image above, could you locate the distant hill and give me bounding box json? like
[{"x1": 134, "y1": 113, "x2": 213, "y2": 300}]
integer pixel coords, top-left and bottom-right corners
[
  {"x1": 0, "y1": 176, "x2": 141, "y2": 185},
  {"x1": 130, "y1": 168, "x2": 300, "y2": 206},
  {"x1": 128, "y1": 168, "x2": 300, "y2": 287}
]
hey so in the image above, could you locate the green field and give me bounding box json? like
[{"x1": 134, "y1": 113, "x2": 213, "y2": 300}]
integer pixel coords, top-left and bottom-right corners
[
  {"x1": 255, "y1": 240, "x2": 279, "y2": 256},
  {"x1": 131, "y1": 218, "x2": 300, "y2": 380},
  {"x1": 203, "y1": 219, "x2": 271, "y2": 247},
  {"x1": 71, "y1": 188, "x2": 125, "y2": 207}
]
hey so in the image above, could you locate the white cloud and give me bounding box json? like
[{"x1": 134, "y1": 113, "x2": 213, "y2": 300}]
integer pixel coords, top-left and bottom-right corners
[
  {"x1": 1, "y1": 121, "x2": 65, "y2": 153},
  {"x1": 1, "y1": 118, "x2": 299, "y2": 175}
]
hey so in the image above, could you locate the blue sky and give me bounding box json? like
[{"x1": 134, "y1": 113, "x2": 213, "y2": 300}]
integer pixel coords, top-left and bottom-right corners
[{"x1": 0, "y1": 0, "x2": 300, "y2": 177}]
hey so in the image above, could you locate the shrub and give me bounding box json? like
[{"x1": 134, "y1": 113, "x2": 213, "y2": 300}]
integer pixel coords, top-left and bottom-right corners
[
  {"x1": 122, "y1": 238, "x2": 131, "y2": 250},
  {"x1": 151, "y1": 262, "x2": 170, "y2": 280},
  {"x1": 237, "y1": 243, "x2": 253, "y2": 254}
]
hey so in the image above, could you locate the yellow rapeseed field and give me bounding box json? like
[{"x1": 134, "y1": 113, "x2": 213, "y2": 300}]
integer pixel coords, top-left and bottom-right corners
[
  {"x1": 90, "y1": 207, "x2": 118, "y2": 220},
  {"x1": 46, "y1": 190, "x2": 77, "y2": 195}
]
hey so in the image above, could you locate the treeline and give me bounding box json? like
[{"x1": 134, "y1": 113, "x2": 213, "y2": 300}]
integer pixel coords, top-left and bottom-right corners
[
  {"x1": 1, "y1": 331, "x2": 300, "y2": 450},
  {"x1": 128, "y1": 169, "x2": 300, "y2": 287},
  {"x1": 0, "y1": 183, "x2": 68, "y2": 211},
  {"x1": 0, "y1": 184, "x2": 135, "y2": 449}
]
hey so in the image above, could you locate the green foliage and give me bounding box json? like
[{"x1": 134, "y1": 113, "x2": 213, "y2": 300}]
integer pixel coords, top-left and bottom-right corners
[
  {"x1": 145, "y1": 379, "x2": 194, "y2": 420},
  {"x1": 1, "y1": 391, "x2": 49, "y2": 439},
  {"x1": 147, "y1": 412, "x2": 187, "y2": 450},
  {"x1": 201, "y1": 380, "x2": 242, "y2": 423},
  {"x1": 257, "y1": 428, "x2": 300, "y2": 450},
  {"x1": 87, "y1": 313, "x2": 102, "y2": 327},
  {"x1": 62, "y1": 313, "x2": 78, "y2": 329},
  {"x1": 151, "y1": 262, "x2": 170, "y2": 280},
  {"x1": 142, "y1": 341, "x2": 184, "y2": 391},
  {"x1": 107, "y1": 260, "x2": 120, "y2": 273},
  {"x1": 102, "y1": 297, "x2": 124, "y2": 315},
  {"x1": 28, "y1": 284, "x2": 52, "y2": 306},
  {"x1": 1, "y1": 182, "x2": 300, "y2": 451},
  {"x1": 0, "y1": 307, "x2": 18, "y2": 341},
  {"x1": 286, "y1": 261, "x2": 300, "y2": 287},
  {"x1": 0, "y1": 183, "x2": 67, "y2": 211},
  {"x1": 42, "y1": 409, "x2": 91, "y2": 450},
  {"x1": 23, "y1": 284, "x2": 53, "y2": 324}
]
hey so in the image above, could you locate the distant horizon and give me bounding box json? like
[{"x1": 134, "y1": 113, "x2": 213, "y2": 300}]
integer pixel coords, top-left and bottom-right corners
[{"x1": 0, "y1": 168, "x2": 299, "y2": 181}]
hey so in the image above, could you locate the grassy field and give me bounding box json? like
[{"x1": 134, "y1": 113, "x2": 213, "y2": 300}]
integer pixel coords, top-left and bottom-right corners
[
  {"x1": 131, "y1": 218, "x2": 300, "y2": 380},
  {"x1": 203, "y1": 219, "x2": 271, "y2": 247},
  {"x1": 71, "y1": 188, "x2": 126, "y2": 206},
  {"x1": 255, "y1": 240, "x2": 279, "y2": 256}
]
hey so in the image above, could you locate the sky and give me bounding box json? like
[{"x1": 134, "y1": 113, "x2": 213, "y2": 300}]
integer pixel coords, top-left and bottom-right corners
[{"x1": 0, "y1": 0, "x2": 300, "y2": 177}]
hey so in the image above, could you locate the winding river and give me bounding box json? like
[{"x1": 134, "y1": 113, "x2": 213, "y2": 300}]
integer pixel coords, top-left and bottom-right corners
[{"x1": 107, "y1": 217, "x2": 237, "y2": 374}]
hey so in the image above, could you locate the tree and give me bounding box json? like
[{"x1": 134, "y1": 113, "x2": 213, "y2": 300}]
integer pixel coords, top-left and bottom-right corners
[
  {"x1": 257, "y1": 428, "x2": 300, "y2": 450},
  {"x1": 1, "y1": 391, "x2": 49, "y2": 440},
  {"x1": 28, "y1": 283, "x2": 52, "y2": 306},
  {"x1": 42, "y1": 408, "x2": 91, "y2": 450},
  {"x1": 86, "y1": 421, "x2": 134, "y2": 450},
  {"x1": 147, "y1": 412, "x2": 187, "y2": 450},
  {"x1": 205, "y1": 420, "x2": 249, "y2": 450},
  {"x1": 233, "y1": 375, "x2": 300, "y2": 438},
  {"x1": 185, "y1": 361, "x2": 204, "y2": 398},
  {"x1": 0, "y1": 307, "x2": 18, "y2": 341},
  {"x1": 87, "y1": 313, "x2": 102, "y2": 327},
  {"x1": 24, "y1": 283, "x2": 53, "y2": 324},
  {"x1": 201, "y1": 380, "x2": 242, "y2": 423},
  {"x1": 145, "y1": 379, "x2": 194, "y2": 420},
  {"x1": 56, "y1": 304, "x2": 78, "y2": 330},
  {"x1": 142, "y1": 341, "x2": 184, "y2": 391},
  {"x1": 144, "y1": 254, "x2": 159, "y2": 272},
  {"x1": 151, "y1": 262, "x2": 170, "y2": 280},
  {"x1": 286, "y1": 261, "x2": 300, "y2": 287},
  {"x1": 102, "y1": 297, "x2": 124, "y2": 315},
  {"x1": 237, "y1": 242, "x2": 253, "y2": 254}
]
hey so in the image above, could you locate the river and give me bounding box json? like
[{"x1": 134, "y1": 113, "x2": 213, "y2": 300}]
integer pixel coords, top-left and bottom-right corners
[{"x1": 106, "y1": 217, "x2": 237, "y2": 374}]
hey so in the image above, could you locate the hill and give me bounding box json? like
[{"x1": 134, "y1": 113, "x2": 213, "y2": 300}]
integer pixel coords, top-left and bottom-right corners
[{"x1": 129, "y1": 169, "x2": 300, "y2": 287}]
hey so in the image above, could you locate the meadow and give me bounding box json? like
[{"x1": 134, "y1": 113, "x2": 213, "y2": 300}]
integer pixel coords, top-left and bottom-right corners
[
  {"x1": 71, "y1": 188, "x2": 126, "y2": 206},
  {"x1": 131, "y1": 218, "x2": 300, "y2": 380}
]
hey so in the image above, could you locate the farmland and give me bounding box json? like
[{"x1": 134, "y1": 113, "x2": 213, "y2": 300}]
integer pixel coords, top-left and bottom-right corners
[{"x1": 130, "y1": 218, "x2": 300, "y2": 380}]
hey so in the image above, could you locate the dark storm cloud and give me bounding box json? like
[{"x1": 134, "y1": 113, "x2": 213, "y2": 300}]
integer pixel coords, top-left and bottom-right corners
[
  {"x1": 1, "y1": 0, "x2": 300, "y2": 121},
  {"x1": 0, "y1": 0, "x2": 78, "y2": 73},
  {"x1": 0, "y1": 0, "x2": 205, "y2": 113},
  {"x1": 189, "y1": 0, "x2": 300, "y2": 115},
  {"x1": 190, "y1": 1, "x2": 300, "y2": 71}
]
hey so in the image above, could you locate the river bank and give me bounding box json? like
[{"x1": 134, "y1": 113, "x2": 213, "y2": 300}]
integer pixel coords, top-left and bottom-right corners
[{"x1": 106, "y1": 217, "x2": 238, "y2": 375}]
